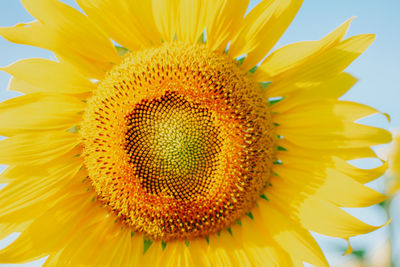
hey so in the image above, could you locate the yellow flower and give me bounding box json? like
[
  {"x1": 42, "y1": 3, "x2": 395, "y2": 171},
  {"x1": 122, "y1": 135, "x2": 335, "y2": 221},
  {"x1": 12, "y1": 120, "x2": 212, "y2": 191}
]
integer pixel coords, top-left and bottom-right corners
[{"x1": 0, "y1": 0, "x2": 392, "y2": 266}]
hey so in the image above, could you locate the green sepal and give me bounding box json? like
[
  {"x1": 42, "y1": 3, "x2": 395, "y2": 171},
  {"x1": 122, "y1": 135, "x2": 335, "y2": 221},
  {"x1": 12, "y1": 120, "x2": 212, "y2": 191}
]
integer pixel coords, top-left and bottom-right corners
[
  {"x1": 277, "y1": 146, "x2": 287, "y2": 151},
  {"x1": 216, "y1": 232, "x2": 221, "y2": 237},
  {"x1": 236, "y1": 57, "x2": 245, "y2": 65},
  {"x1": 260, "y1": 81, "x2": 271, "y2": 90},
  {"x1": 260, "y1": 194, "x2": 269, "y2": 201},
  {"x1": 352, "y1": 249, "x2": 366, "y2": 259},
  {"x1": 115, "y1": 46, "x2": 130, "y2": 57},
  {"x1": 161, "y1": 241, "x2": 167, "y2": 251},
  {"x1": 245, "y1": 212, "x2": 254, "y2": 220},
  {"x1": 236, "y1": 220, "x2": 242, "y2": 226},
  {"x1": 269, "y1": 97, "x2": 283, "y2": 105},
  {"x1": 378, "y1": 201, "x2": 386, "y2": 208},
  {"x1": 197, "y1": 31, "x2": 206, "y2": 43},
  {"x1": 185, "y1": 241, "x2": 190, "y2": 247},
  {"x1": 205, "y1": 236, "x2": 210, "y2": 244},
  {"x1": 131, "y1": 232, "x2": 135, "y2": 238},
  {"x1": 227, "y1": 227, "x2": 233, "y2": 236},
  {"x1": 273, "y1": 159, "x2": 282, "y2": 165},
  {"x1": 143, "y1": 238, "x2": 153, "y2": 255},
  {"x1": 66, "y1": 125, "x2": 80, "y2": 133},
  {"x1": 249, "y1": 65, "x2": 258, "y2": 74}
]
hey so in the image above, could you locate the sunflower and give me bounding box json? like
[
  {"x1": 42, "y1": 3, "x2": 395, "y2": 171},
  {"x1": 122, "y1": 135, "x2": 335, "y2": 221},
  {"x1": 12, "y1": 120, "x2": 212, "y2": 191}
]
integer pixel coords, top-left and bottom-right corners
[{"x1": 0, "y1": 0, "x2": 392, "y2": 266}]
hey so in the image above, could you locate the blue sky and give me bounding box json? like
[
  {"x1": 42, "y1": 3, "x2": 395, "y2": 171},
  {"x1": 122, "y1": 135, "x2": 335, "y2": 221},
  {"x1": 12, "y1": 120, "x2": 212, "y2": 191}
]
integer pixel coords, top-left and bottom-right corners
[{"x1": 0, "y1": 0, "x2": 399, "y2": 266}]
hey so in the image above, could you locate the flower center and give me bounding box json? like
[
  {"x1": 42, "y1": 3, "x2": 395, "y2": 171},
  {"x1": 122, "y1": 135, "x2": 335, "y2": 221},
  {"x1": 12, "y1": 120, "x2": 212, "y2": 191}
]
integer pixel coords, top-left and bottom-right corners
[
  {"x1": 81, "y1": 43, "x2": 275, "y2": 241},
  {"x1": 125, "y1": 91, "x2": 222, "y2": 200}
]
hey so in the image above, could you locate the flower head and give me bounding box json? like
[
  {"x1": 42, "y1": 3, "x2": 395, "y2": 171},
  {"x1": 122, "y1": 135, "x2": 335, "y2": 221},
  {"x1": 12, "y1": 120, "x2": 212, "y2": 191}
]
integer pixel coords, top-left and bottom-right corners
[{"x1": 0, "y1": 0, "x2": 392, "y2": 266}]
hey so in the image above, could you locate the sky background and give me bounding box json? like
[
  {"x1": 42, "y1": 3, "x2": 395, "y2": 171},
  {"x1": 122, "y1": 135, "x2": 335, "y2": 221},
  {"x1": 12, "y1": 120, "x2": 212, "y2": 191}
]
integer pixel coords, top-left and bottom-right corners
[{"x1": 0, "y1": 0, "x2": 399, "y2": 266}]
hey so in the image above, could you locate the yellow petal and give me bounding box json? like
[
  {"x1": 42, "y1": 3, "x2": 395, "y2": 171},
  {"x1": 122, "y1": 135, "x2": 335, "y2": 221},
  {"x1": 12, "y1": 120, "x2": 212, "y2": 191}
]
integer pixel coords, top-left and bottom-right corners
[
  {"x1": 274, "y1": 101, "x2": 392, "y2": 149},
  {"x1": 277, "y1": 149, "x2": 386, "y2": 186},
  {"x1": 187, "y1": 240, "x2": 212, "y2": 267},
  {"x1": 0, "y1": 59, "x2": 94, "y2": 94},
  {"x1": 0, "y1": 168, "x2": 84, "y2": 227},
  {"x1": 299, "y1": 196, "x2": 385, "y2": 238},
  {"x1": 229, "y1": 0, "x2": 303, "y2": 70},
  {"x1": 177, "y1": 0, "x2": 214, "y2": 43},
  {"x1": 206, "y1": 231, "x2": 244, "y2": 266},
  {"x1": 53, "y1": 217, "x2": 143, "y2": 266},
  {"x1": 256, "y1": 18, "x2": 353, "y2": 80},
  {"x1": 271, "y1": 165, "x2": 323, "y2": 202},
  {"x1": 239, "y1": 214, "x2": 292, "y2": 266},
  {"x1": 258, "y1": 203, "x2": 328, "y2": 266},
  {"x1": 205, "y1": 217, "x2": 292, "y2": 266},
  {"x1": 0, "y1": 21, "x2": 49, "y2": 50},
  {"x1": 0, "y1": 222, "x2": 30, "y2": 241},
  {"x1": 0, "y1": 152, "x2": 83, "y2": 218},
  {"x1": 0, "y1": 186, "x2": 96, "y2": 263},
  {"x1": 278, "y1": 122, "x2": 391, "y2": 149},
  {"x1": 0, "y1": 93, "x2": 85, "y2": 136},
  {"x1": 315, "y1": 168, "x2": 387, "y2": 207},
  {"x1": 206, "y1": 0, "x2": 249, "y2": 52},
  {"x1": 1, "y1": 0, "x2": 120, "y2": 79},
  {"x1": 262, "y1": 33, "x2": 375, "y2": 97},
  {"x1": 271, "y1": 73, "x2": 358, "y2": 113},
  {"x1": 7, "y1": 77, "x2": 46, "y2": 94},
  {"x1": 333, "y1": 157, "x2": 388, "y2": 184},
  {"x1": 0, "y1": 132, "x2": 79, "y2": 166},
  {"x1": 76, "y1": 0, "x2": 161, "y2": 50},
  {"x1": 277, "y1": 138, "x2": 379, "y2": 161},
  {"x1": 274, "y1": 100, "x2": 381, "y2": 124},
  {"x1": 0, "y1": 20, "x2": 108, "y2": 79},
  {"x1": 152, "y1": 0, "x2": 179, "y2": 42},
  {"x1": 155, "y1": 242, "x2": 194, "y2": 267}
]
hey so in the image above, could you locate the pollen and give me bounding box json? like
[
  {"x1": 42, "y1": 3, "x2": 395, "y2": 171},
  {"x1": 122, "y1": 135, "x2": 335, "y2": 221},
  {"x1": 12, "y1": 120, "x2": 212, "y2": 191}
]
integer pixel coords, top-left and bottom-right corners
[{"x1": 81, "y1": 43, "x2": 275, "y2": 241}]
